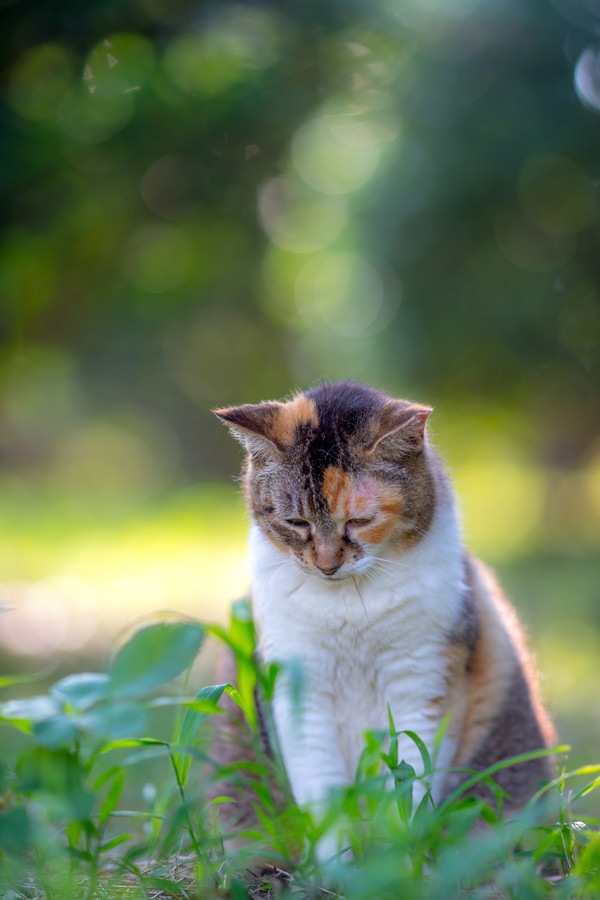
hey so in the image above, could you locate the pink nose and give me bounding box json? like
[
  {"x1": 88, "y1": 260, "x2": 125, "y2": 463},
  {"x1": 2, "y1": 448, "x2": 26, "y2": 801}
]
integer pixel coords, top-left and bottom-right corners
[{"x1": 317, "y1": 563, "x2": 340, "y2": 576}]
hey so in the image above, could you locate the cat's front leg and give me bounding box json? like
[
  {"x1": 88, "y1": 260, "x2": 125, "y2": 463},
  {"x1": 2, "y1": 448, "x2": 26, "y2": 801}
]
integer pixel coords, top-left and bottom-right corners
[{"x1": 271, "y1": 682, "x2": 351, "y2": 862}]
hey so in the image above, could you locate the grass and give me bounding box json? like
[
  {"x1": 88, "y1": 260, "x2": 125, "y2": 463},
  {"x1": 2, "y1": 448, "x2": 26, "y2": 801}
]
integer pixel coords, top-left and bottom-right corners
[
  {"x1": 0, "y1": 603, "x2": 598, "y2": 900},
  {"x1": 0, "y1": 480, "x2": 598, "y2": 896}
]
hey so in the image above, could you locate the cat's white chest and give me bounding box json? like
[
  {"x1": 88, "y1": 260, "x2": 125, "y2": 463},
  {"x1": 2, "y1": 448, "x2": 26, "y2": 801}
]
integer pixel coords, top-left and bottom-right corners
[{"x1": 250, "y1": 501, "x2": 464, "y2": 798}]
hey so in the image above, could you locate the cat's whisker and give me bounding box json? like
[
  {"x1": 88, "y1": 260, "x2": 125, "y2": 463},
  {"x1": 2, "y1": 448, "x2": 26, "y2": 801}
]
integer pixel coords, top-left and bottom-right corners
[
  {"x1": 368, "y1": 559, "x2": 411, "y2": 579},
  {"x1": 368, "y1": 556, "x2": 411, "y2": 570},
  {"x1": 361, "y1": 570, "x2": 378, "y2": 589},
  {"x1": 351, "y1": 575, "x2": 369, "y2": 622}
]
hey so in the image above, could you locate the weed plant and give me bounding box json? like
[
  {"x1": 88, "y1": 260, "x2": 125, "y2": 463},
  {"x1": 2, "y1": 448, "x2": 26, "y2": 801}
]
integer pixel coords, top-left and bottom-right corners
[{"x1": 0, "y1": 601, "x2": 598, "y2": 899}]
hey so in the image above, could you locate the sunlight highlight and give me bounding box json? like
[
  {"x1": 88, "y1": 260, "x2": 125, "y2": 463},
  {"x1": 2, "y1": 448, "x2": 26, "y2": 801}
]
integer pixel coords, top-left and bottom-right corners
[
  {"x1": 291, "y1": 114, "x2": 384, "y2": 195},
  {"x1": 258, "y1": 177, "x2": 348, "y2": 253},
  {"x1": 294, "y1": 251, "x2": 396, "y2": 337}
]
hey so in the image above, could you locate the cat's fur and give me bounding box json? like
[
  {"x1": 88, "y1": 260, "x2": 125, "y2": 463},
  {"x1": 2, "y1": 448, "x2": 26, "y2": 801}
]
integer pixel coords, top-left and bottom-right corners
[{"x1": 214, "y1": 382, "x2": 555, "y2": 852}]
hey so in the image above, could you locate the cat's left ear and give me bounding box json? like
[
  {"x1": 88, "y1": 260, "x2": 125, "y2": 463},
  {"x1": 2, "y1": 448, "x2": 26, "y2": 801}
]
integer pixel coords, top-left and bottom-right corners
[
  {"x1": 367, "y1": 401, "x2": 432, "y2": 454},
  {"x1": 213, "y1": 402, "x2": 284, "y2": 455}
]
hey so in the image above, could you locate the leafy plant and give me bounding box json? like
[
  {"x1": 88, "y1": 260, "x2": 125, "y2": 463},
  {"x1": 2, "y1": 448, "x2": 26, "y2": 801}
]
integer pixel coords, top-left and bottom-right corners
[{"x1": 0, "y1": 603, "x2": 598, "y2": 899}]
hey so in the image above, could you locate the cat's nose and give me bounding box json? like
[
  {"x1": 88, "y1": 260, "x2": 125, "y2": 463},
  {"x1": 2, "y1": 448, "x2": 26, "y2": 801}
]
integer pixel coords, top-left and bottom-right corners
[{"x1": 317, "y1": 563, "x2": 341, "y2": 576}]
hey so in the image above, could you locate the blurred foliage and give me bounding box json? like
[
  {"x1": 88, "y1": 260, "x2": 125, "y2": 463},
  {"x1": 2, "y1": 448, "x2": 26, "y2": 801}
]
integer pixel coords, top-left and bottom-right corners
[
  {"x1": 2, "y1": 0, "x2": 600, "y2": 486},
  {"x1": 1, "y1": 0, "x2": 599, "y2": 775}
]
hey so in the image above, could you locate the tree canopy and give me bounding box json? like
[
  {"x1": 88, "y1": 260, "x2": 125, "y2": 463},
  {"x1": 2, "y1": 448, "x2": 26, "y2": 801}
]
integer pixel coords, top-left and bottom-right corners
[{"x1": 3, "y1": 0, "x2": 600, "y2": 478}]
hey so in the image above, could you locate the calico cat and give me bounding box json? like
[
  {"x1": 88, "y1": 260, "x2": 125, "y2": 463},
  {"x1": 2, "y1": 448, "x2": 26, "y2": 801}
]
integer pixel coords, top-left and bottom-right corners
[{"x1": 214, "y1": 381, "x2": 555, "y2": 855}]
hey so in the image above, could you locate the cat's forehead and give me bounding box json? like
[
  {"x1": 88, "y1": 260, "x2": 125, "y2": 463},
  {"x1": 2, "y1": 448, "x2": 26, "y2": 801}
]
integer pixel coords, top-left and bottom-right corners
[
  {"x1": 277, "y1": 459, "x2": 401, "y2": 526},
  {"x1": 282, "y1": 382, "x2": 385, "y2": 473},
  {"x1": 321, "y1": 466, "x2": 396, "y2": 518}
]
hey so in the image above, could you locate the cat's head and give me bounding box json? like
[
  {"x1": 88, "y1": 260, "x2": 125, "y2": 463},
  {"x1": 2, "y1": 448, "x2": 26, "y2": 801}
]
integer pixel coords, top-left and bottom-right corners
[{"x1": 214, "y1": 382, "x2": 435, "y2": 580}]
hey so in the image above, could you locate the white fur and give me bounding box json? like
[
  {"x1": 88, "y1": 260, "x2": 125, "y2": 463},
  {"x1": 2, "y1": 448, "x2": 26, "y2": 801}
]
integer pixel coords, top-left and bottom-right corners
[{"x1": 250, "y1": 486, "x2": 465, "y2": 844}]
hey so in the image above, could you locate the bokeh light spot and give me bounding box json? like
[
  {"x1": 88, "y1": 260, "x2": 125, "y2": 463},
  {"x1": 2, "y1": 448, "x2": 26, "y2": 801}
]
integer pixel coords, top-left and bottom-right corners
[
  {"x1": 258, "y1": 177, "x2": 347, "y2": 253},
  {"x1": 295, "y1": 251, "x2": 389, "y2": 337},
  {"x1": 574, "y1": 48, "x2": 600, "y2": 113},
  {"x1": 291, "y1": 114, "x2": 385, "y2": 195},
  {"x1": 163, "y1": 7, "x2": 280, "y2": 96},
  {"x1": 85, "y1": 34, "x2": 156, "y2": 96},
  {"x1": 140, "y1": 154, "x2": 207, "y2": 220},
  {"x1": 494, "y1": 209, "x2": 576, "y2": 272}
]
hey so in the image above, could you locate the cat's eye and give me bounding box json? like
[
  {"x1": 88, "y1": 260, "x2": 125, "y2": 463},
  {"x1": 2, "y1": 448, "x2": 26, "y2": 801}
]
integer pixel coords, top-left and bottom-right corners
[
  {"x1": 285, "y1": 518, "x2": 311, "y2": 529},
  {"x1": 346, "y1": 517, "x2": 373, "y2": 527}
]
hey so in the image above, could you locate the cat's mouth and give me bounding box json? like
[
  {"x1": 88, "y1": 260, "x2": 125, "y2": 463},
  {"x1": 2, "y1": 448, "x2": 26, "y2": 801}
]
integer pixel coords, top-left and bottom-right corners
[{"x1": 294, "y1": 560, "x2": 362, "y2": 581}]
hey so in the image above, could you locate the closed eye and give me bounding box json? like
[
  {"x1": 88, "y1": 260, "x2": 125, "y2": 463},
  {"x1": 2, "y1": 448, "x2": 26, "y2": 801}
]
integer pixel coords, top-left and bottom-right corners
[
  {"x1": 346, "y1": 517, "x2": 373, "y2": 526},
  {"x1": 284, "y1": 518, "x2": 312, "y2": 541}
]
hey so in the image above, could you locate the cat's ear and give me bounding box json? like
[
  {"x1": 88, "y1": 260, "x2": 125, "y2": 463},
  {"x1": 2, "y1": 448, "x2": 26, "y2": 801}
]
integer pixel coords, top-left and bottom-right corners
[
  {"x1": 213, "y1": 402, "x2": 284, "y2": 455},
  {"x1": 367, "y1": 401, "x2": 432, "y2": 454}
]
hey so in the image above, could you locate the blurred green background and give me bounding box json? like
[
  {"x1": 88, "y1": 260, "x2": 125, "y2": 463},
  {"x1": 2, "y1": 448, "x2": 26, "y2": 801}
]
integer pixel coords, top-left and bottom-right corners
[{"x1": 1, "y1": 0, "x2": 599, "y2": 768}]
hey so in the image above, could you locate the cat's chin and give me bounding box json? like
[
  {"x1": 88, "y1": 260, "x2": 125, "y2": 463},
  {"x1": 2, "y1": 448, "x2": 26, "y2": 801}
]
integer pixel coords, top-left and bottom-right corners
[{"x1": 315, "y1": 571, "x2": 349, "y2": 581}]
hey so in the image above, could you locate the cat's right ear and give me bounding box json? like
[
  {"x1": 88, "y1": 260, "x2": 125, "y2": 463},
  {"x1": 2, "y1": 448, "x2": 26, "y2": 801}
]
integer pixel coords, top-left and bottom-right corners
[
  {"x1": 366, "y1": 401, "x2": 432, "y2": 455},
  {"x1": 213, "y1": 403, "x2": 284, "y2": 455}
]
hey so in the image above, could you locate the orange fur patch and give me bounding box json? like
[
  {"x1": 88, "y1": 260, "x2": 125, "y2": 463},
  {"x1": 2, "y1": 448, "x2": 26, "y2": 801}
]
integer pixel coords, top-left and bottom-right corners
[
  {"x1": 322, "y1": 466, "x2": 354, "y2": 518},
  {"x1": 272, "y1": 395, "x2": 318, "y2": 447},
  {"x1": 453, "y1": 561, "x2": 525, "y2": 766},
  {"x1": 359, "y1": 520, "x2": 397, "y2": 544},
  {"x1": 322, "y1": 467, "x2": 403, "y2": 542}
]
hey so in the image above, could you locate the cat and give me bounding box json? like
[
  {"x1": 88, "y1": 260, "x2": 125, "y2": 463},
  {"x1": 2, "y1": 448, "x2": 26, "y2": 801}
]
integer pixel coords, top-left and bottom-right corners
[{"x1": 214, "y1": 381, "x2": 555, "y2": 858}]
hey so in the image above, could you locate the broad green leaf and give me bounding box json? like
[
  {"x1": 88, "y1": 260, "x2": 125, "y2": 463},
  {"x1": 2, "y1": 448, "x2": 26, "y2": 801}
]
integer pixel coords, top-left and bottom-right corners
[
  {"x1": 16, "y1": 746, "x2": 83, "y2": 794},
  {"x1": 80, "y1": 701, "x2": 148, "y2": 739},
  {"x1": 392, "y1": 760, "x2": 415, "y2": 822},
  {"x1": 15, "y1": 747, "x2": 94, "y2": 821},
  {"x1": 33, "y1": 713, "x2": 79, "y2": 749},
  {"x1": 51, "y1": 672, "x2": 109, "y2": 710},
  {"x1": 0, "y1": 807, "x2": 32, "y2": 855},
  {"x1": 1, "y1": 695, "x2": 61, "y2": 727},
  {"x1": 108, "y1": 621, "x2": 204, "y2": 698}
]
